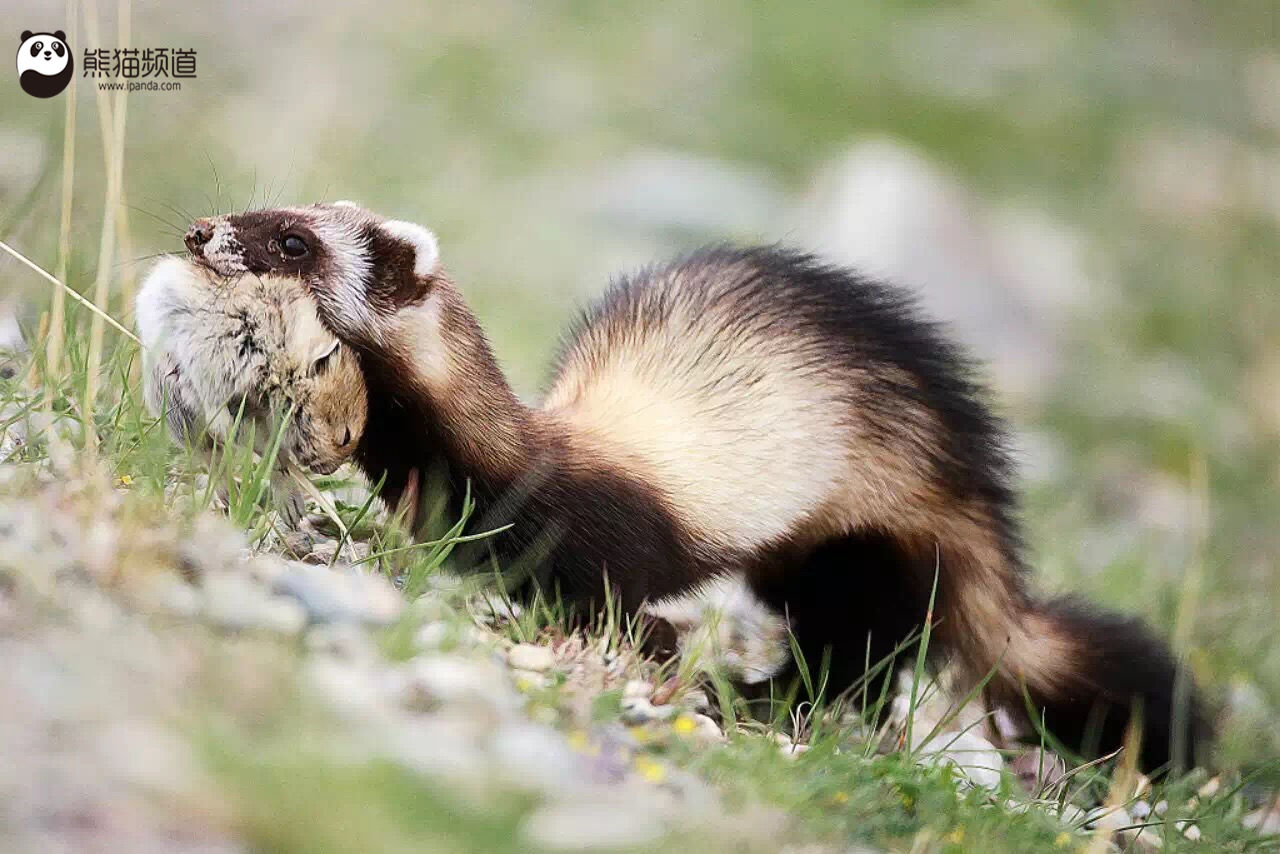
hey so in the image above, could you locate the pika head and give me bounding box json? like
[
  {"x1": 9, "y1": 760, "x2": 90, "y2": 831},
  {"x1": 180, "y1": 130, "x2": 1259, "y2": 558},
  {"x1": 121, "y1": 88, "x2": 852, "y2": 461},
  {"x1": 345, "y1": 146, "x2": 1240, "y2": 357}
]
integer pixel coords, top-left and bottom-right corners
[
  {"x1": 17, "y1": 30, "x2": 72, "y2": 98},
  {"x1": 182, "y1": 202, "x2": 441, "y2": 348},
  {"x1": 275, "y1": 302, "x2": 368, "y2": 475},
  {"x1": 136, "y1": 257, "x2": 367, "y2": 477}
]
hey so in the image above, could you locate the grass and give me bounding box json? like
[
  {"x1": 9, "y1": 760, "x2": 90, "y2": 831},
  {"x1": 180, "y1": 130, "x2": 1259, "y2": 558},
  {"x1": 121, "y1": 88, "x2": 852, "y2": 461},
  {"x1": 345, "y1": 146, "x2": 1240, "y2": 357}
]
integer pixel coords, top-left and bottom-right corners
[{"x1": 1, "y1": 0, "x2": 1278, "y2": 850}]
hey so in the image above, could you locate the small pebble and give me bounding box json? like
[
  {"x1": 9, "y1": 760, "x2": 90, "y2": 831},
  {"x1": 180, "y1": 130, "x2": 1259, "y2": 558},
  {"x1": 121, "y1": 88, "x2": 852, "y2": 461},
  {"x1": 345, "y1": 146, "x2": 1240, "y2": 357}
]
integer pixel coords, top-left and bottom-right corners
[
  {"x1": 281, "y1": 530, "x2": 314, "y2": 557},
  {"x1": 272, "y1": 563, "x2": 403, "y2": 625},
  {"x1": 620, "y1": 696, "x2": 675, "y2": 725},
  {"x1": 512, "y1": 669, "x2": 550, "y2": 691},
  {"x1": 1084, "y1": 806, "x2": 1132, "y2": 833},
  {"x1": 1244, "y1": 798, "x2": 1280, "y2": 834},
  {"x1": 774, "y1": 733, "x2": 809, "y2": 758},
  {"x1": 623, "y1": 679, "x2": 653, "y2": 699},
  {"x1": 201, "y1": 573, "x2": 307, "y2": 635},
  {"x1": 522, "y1": 800, "x2": 664, "y2": 851},
  {"x1": 690, "y1": 713, "x2": 724, "y2": 742},
  {"x1": 507, "y1": 643, "x2": 556, "y2": 673}
]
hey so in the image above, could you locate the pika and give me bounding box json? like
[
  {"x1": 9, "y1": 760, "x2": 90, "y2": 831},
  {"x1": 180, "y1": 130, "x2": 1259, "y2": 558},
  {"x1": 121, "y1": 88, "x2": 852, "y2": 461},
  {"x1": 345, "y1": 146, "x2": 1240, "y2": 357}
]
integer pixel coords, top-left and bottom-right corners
[{"x1": 136, "y1": 256, "x2": 366, "y2": 524}]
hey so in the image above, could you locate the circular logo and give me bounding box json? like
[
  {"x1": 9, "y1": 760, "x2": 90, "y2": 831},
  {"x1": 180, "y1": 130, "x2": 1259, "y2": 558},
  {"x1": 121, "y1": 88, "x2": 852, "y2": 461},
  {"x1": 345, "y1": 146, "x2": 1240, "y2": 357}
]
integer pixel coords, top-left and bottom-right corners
[{"x1": 17, "y1": 30, "x2": 73, "y2": 98}]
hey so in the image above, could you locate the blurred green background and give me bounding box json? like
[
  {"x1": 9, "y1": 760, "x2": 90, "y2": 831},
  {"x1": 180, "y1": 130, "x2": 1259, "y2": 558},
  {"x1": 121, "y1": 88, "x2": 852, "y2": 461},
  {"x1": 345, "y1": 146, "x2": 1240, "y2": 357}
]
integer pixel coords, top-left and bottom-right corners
[{"x1": 2, "y1": 0, "x2": 1278, "y2": 761}]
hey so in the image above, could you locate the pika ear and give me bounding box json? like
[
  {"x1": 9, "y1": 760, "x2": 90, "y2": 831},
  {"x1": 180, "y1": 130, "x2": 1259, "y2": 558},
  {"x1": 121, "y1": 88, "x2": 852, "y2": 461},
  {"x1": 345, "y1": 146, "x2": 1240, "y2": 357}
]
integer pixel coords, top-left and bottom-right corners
[
  {"x1": 379, "y1": 219, "x2": 440, "y2": 278},
  {"x1": 309, "y1": 338, "x2": 341, "y2": 374},
  {"x1": 21, "y1": 31, "x2": 33, "y2": 41},
  {"x1": 53, "y1": 30, "x2": 65, "y2": 41}
]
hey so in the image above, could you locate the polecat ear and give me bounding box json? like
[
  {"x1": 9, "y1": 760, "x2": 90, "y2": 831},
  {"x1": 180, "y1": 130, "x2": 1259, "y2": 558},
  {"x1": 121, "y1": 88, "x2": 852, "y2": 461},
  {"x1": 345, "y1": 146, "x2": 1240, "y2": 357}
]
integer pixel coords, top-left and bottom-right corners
[{"x1": 379, "y1": 219, "x2": 440, "y2": 278}]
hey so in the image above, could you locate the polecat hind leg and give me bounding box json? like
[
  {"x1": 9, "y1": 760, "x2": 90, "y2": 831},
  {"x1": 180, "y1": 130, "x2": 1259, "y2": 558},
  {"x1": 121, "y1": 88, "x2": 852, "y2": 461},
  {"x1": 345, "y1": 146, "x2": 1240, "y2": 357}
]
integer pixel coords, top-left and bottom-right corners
[{"x1": 749, "y1": 531, "x2": 934, "y2": 708}]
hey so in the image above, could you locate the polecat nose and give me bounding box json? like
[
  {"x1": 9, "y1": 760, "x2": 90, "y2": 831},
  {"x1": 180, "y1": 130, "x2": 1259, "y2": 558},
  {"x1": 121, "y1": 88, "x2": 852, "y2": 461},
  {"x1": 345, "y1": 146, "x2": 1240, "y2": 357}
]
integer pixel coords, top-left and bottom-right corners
[{"x1": 185, "y1": 219, "x2": 214, "y2": 253}]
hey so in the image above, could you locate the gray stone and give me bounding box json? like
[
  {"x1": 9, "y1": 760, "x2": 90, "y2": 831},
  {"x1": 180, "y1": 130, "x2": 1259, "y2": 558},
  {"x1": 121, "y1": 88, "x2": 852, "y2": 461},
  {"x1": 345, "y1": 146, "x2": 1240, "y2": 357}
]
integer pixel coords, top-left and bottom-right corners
[
  {"x1": 272, "y1": 563, "x2": 402, "y2": 625},
  {"x1": 522, "y1": 798, "x2": 665, "y2": 851}
]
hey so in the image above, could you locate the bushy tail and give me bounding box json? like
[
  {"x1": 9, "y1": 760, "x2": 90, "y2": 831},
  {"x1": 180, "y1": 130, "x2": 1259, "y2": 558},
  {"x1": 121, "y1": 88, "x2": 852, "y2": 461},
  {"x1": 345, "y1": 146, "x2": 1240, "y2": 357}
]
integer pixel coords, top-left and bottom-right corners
[{"x1": 1003, "y1": 596, "x2": 1211, "y2": 773}]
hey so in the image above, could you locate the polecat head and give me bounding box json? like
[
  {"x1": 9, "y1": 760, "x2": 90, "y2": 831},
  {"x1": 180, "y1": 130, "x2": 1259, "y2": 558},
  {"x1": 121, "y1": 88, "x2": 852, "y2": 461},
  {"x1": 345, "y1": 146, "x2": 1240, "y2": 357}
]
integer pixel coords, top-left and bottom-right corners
[
  {"x1": 136, "y1": 256, "x2": 367, "y2": 475},
  {"x1": 182, "y1": 202, "x2": 441, "y2": 349}
]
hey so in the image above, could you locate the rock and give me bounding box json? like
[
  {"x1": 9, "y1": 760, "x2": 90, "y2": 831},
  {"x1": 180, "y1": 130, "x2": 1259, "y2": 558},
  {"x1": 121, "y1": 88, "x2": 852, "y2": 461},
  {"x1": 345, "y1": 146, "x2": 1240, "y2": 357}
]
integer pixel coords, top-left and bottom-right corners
[
  {"x1": 489, "y1": 721, "x2": 583, "y2": 793},
  {"x1": 304, "y1": 622, "x2": 377, "y2": 661},
  {"x1": 1084, "y1": 806, "x2": 1132, "y2": 833},
  {"x1": 272, "y1": 563, "x2": 402, "y2": 625},
  {"x1": 1120, "y1": 824, "x2": 1164, "y2": 851},
  {"x1": 135, "y1": 576, "x2": 201, "y2": 618},
  {"x1": 507, "y1": 643, "x2": 556, "y2": 673},
  {"x1": 623, "y1": 679, "x2": 653, "y2": 699},
  {"x1": 511, "y1": 669, "x2": 550, "y2": 691},
  {"x1": 913, "y1": 728, "x2": 1004, "y2": 789},
  {"x1": 620, "y1": 696, "x2": 676, "y2": 725},
  {"x1": 280, "y1": 529, "x2": 315, "y2": 558},
  {"x1": 681, "y1": 690, "x2": 711, "y2": 715},
  {"x1": 522, "y1": 797, "x2": 664, "y2": 851},
  {"x1": 399, "y1": 655, "x2": 519, "y2": 717},
  {"x1": 201, "y1": 573, "x2": 306, "y2": 635},
  {"x1": 415, "y1": 621, "x2": 450, "y2": 650},
  {"x1": 1244, "y1": 797, "x2": 1280, "y2": 834},
  {"x1": 774, "y1": 733, "x2": 809, "y2": 758},
  {"x1": 687, "y1": 714, "x2": 724, "y2": 742},
  {"x1": 1058, "y1": 804, "x2": 1088, "y2": 828}
]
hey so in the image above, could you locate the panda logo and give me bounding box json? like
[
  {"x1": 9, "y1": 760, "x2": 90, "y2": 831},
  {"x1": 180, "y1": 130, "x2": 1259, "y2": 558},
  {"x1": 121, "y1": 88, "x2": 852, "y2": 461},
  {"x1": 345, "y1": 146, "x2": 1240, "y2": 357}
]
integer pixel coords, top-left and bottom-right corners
[{"x1": 17, "y1": 30, "x2": 73, "y2": 98}]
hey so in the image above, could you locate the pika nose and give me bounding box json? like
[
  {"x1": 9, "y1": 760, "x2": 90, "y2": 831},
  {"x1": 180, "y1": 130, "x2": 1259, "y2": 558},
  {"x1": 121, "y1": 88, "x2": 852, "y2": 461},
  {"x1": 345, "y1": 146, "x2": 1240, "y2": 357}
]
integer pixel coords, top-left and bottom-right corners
[{"x1": 185, "y1": 219, "x2": 214, "y2": 254}]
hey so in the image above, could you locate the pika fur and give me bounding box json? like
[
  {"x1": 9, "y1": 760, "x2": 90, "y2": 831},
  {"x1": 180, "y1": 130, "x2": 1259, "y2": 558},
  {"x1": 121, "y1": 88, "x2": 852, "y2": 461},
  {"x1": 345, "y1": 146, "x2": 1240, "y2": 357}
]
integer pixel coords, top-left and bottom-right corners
[
  {"x1": 136, "y1": 256, "x2": 366, "y2": 524},
  {"x1": 168, "y1": 202, "x2": 1210, "y2": 772}
]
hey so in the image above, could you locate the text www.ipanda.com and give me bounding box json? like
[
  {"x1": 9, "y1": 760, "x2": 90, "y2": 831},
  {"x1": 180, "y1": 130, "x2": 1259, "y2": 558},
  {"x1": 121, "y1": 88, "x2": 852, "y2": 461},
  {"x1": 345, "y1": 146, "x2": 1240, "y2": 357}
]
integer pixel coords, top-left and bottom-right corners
[{"x1": 96, "y1": 80, "x2": 182, "y2": 92}]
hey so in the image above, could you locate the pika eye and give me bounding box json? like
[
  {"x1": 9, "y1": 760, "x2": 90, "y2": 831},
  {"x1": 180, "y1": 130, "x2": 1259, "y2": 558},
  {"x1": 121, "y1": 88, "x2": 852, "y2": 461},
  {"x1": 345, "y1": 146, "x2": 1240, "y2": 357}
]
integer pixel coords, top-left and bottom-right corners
[
  {"x1": 341, "y1": 427, "x2": 352, "y2": 446},
  {"x1": 281, "y1": 234, "x2": 309, "y2": 258}
]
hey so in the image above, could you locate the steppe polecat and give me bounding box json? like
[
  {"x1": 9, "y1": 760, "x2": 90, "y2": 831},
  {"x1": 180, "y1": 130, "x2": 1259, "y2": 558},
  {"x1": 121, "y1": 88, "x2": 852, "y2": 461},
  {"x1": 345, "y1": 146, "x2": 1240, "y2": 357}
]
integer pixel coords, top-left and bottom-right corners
[{"x1": 167, "y1": 202, "x2": 1208, "y2": 771}]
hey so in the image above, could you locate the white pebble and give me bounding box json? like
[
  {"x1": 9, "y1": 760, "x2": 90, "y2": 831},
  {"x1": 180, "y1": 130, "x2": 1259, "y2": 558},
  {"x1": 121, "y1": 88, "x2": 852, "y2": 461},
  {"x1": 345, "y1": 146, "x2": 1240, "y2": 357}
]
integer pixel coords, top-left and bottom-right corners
[
  {"x1": 623, "y1": 679, "x2": 653, "y2": 699},
  {"x1": 523, "y1": 800, "x2": 664, "y2": 851},
  {"x1": 621, "y1": 696, "x2": 676, "y2": 724},
  {"x1": 507, "y1": 643, "x2": 556, "y2": 672}
]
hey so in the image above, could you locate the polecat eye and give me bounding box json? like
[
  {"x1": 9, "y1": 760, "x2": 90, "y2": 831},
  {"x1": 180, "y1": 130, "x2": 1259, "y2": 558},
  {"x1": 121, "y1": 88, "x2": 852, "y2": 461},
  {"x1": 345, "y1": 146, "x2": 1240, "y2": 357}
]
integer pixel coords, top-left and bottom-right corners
[{"x1": 281, "y1": 234, "x2": 309, "y2": 258}]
